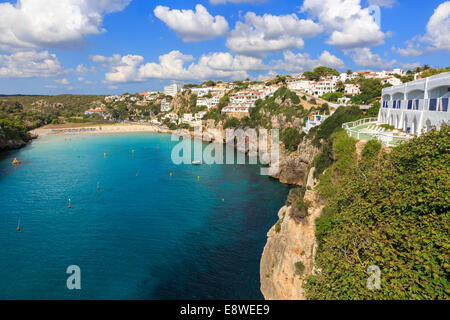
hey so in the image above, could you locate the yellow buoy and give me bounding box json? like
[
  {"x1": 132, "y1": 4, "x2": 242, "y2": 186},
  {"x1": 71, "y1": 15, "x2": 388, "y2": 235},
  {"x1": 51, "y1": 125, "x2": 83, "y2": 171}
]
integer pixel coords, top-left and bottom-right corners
[
  {"x1": 104, "y1": 153, "x2": 107, "y2": 156},
  {"x1": 222, "y1": 198, "x2": 225, "y2": 202},
  {"x1": 170, "y1": 172, "x2": 172, "y2": 176},
  {"x1": 132, "y1": 149, "x2": 135, "y2": 153},
  {"x1": 197, "y1": 176, "x2": 200, "y2": 180}
]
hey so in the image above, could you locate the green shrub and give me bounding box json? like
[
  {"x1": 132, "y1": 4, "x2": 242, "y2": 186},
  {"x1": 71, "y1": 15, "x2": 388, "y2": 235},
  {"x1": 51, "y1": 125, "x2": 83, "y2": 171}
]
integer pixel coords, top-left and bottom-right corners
[
  {"x1": 275, "y1": 220, "x2": 282, "y2": 233},
  {"x1": 281, "y1": 127, "x2": 304, "y2": 152},
  {"x1": 223, "y1": 117, "x2": 240, "y2": 129},
  {"x1": 380, "y1": 124, "x2": 395, "y2": 130},
  {"x1": 310, "y1": 106, "x2": 364, "y2": 147},
  {"x1": 295, "y1": 261, "x2": 305, "y2": 274}
]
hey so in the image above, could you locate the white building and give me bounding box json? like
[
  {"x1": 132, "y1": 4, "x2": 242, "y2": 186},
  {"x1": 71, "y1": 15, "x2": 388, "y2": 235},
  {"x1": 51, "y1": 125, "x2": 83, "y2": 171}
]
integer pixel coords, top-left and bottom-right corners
[
  {"x1": 164, "y1": 83, "x2": 181, "y2": 97},
  {"x1": 288, "y1": 80, "x2": 313, "y2": 92},
  {"x1": 391, "y1": 68, "x2": 405, "y2": 77},
  {"x1": 196, "y1": 98, "x2": 209, "y2": 107},
  {"x1": 311, "y1": 80, "x2": 337, "y2": 97},
  {"x1": 379, "y1": 72, "x2": 450, "y2": 136},
  {"x1": 209, "y1": 88, "x2": 226, "y2": 98},
  {"x1": 338, "y1": 97, "x2": 352, "y2": 105},
  {"x1": 195, "y1": 111, "x2": 207, "y2": 120},
  {"x1": 84, "y1": 107, "x2": 106, "y2": 117},
  {"x1": 182, "y1": 113, "x2": 194, "y2": 123},
  {"x1": 160, "y1": 99, "x2": 172, "y2": 112},
  {"x1": 382, "y1": 77, "x2": 403, "y2": 86},
  {"x1": 221, "y1": 103, "x2": 251, "y2": 114},
  {"x1": 345, "y1": 83, "x2": 361, "y2": 96},
  {"x1": 191, "y1": 88, "x2": 210, "y2": 97},
  {"x1": 303, "y1": 114, "x2": 330, "y2": 133},
  {"x1": 105, "y1": 95, "x2": 120, "y2": 103}
]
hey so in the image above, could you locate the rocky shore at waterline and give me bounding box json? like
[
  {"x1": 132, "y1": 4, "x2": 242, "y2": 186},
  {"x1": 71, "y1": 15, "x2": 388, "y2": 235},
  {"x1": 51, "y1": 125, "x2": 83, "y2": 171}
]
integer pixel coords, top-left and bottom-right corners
[{"x1": 0, "y1": 127, "x2": 36, "y2": 152}]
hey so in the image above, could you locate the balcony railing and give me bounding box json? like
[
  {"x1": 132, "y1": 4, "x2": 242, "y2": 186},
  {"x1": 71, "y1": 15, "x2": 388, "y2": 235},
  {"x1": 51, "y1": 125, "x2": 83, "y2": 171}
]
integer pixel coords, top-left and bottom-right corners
[
  {"x1": 342, "y1": 118, "x2": 410, "y2": 147},
  {"x1": 381, "y1": 98, "x2": 449, "y2": 112}
]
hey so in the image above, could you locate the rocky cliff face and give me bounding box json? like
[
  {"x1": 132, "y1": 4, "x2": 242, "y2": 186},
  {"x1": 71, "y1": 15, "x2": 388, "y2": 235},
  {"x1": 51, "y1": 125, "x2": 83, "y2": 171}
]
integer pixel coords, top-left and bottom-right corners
[
  {"x1": 260, "y1": 180, "x2": 325, "y2": 300},
  {"x1": 269, "y1": 138, "x2": 319, "y2": 186},
  {"x1": 260, "y1": 137, "x2": 323, "y2": 300},
  {"x1": 0, "y1": 127, "x2": 27, "y2": 151}
]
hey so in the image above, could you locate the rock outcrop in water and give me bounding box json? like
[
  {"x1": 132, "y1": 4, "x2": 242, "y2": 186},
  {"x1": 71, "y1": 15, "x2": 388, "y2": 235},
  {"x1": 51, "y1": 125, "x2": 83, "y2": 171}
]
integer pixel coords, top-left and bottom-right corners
[{"x1": 0, "y1": 127, "x2": 28, "y2": 151}]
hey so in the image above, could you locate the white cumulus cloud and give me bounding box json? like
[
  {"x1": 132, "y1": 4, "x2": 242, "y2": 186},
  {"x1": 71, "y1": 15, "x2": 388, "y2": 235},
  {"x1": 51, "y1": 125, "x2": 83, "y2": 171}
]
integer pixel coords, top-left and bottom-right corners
[
  {"x1": 0, "y1": 50, "x2": 64, "y2": 78},
  {"x1": 226, "y1": 12, "x2": 323, "y2": 57},
  {"x1": 350, "y1": 48, "x2": 396, "y2": 69},
  {"x1": 273, "y1": 50, "x2": 345, "y2": 73},
  {"x1": 301, "y1": 0, "x2": 386, "y2": 49},
  {"x1": 422, "y1": 1, "x2": 450, "y2": 51},
  {"x1": 92, "y1": 50, "x2": 268, "y2": 83},
  {"x1": 0, "y1": 0, "x2": 131, "y2": 51},
  {"x1": 154, "y1": 4, "x2": 229, "y2": 42},
  {"x1": 396, "y1": 2, "x2": 450, "y2": 56}
]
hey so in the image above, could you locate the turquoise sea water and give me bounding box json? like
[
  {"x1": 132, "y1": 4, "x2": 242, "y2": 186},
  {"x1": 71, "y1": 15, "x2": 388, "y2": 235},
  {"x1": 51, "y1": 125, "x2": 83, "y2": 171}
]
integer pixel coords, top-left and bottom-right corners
[{"x1": 0, "y1": 133, "x2": 289, "y2": 299}]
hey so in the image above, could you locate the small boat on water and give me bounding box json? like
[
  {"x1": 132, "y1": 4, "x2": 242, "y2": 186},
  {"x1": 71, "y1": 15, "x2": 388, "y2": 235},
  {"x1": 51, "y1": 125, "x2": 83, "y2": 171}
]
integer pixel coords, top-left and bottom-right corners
[
  {"x1": 192, "y1": 160, "x2": 202, "y2": 165},
  {"x1": 12, "y1": 158, "x2": 21, "y2": 165}
]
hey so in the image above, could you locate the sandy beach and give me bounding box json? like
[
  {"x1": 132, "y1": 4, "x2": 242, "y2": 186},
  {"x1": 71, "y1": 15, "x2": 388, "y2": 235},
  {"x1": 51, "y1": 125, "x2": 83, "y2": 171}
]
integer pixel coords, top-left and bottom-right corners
[{"x1": 31, "y1": 123, "x2": 171, "y2": 137}]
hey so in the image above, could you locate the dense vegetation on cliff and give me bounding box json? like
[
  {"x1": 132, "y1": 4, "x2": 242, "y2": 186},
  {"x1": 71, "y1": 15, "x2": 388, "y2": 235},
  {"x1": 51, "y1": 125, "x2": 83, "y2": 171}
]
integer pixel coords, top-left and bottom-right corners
[{"x1": 304, "y1": 125, "x2": 449, "y2": 299}]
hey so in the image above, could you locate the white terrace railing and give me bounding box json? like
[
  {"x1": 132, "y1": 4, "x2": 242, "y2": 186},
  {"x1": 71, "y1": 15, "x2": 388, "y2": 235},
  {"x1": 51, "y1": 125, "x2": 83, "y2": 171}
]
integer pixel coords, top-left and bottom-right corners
[
  {"x1": 342, "y1": 117, "x2": 410, "y2": 147},
  {"x1": 342, "y1": 117, "x2": 378, "y2": 130}
]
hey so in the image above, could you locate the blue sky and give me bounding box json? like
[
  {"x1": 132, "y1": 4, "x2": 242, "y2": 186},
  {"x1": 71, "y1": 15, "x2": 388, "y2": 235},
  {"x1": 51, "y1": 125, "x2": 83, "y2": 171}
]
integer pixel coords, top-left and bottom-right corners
[{"x1": 0, "y1": 0, "x2": 448, "y2": 95}]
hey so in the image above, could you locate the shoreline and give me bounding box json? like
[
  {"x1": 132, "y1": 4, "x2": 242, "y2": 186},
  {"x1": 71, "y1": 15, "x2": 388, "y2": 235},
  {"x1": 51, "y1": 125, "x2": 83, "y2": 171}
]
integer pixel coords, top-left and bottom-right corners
[{"x1": 30, "y1": 123, "x2": 171, "y2": 137}]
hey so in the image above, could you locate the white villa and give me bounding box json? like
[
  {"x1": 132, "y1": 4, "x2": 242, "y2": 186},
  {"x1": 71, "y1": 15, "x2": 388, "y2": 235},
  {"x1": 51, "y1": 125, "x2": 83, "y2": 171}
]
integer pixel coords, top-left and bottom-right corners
[
  {"x1": 160, "y1": 99, "x2": 172, "y2": 112},
  {"x1": 345, "y1": 83, "x2": 361, "y2": 96},
  {"x1": 381, "y1": 77, "x2": 402, "y2": 86},
  {"x1": 191, "y1": 88, "x2": 210, "y2": 97},
  {"x1": 303, "y1": 114, "x2": 330, "y2": 133},
  {"x1": 379, "y1": 72, "x2": 450, "y2": 136}
]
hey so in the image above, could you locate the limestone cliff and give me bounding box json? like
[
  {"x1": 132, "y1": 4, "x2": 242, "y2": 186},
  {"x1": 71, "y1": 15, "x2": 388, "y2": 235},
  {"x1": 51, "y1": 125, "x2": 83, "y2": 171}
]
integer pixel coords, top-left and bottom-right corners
[
  {"x1": 269, "y1": 138, "x2": 319, "y2": 186},
  {"x1": 260, "y1": 178, "x2": 325, "y2": 300}
]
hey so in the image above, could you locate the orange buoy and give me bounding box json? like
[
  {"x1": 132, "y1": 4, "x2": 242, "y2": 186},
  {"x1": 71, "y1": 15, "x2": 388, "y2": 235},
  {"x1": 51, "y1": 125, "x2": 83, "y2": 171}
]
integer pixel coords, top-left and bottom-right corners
[
  {"x1": 68, "y1": 205, "x2": 72, "y2": 209},
  {"x1": 97, "y1": 187, "x2": 100, "y2": 191},
  {"x1": 17, "y1": 227, "x2": 20, "y2": 231}
]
